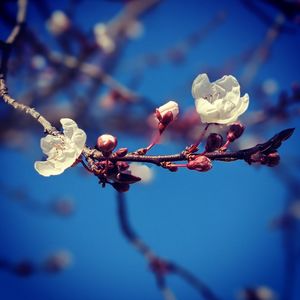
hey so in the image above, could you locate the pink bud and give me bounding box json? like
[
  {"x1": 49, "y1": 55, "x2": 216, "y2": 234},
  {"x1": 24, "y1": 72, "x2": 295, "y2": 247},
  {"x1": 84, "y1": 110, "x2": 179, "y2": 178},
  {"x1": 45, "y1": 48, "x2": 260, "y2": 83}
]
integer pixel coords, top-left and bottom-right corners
[
  {"x1": 115, "y1": 148, "x2": 128, "y2": 157},
  {"x1": 187, "y1": 156, "x2": 212, "y2": 172},
  {"x1": 205, "y1": 133, "x2": 224, "y2": 152},
  {"x1": 112, "y1": 182, "x2": 130, "y2": 193},
  {"x1": 117, "y1": 161, "x2": 129, "y2": 171},
  {"x1": 227, "y1": 123, "x2": 245, "y2": 142},
  {"x1": 156, "y1": 101, "x2": 179, "y2": 125},
  {"x1": 266, "y1": 151, "x2": 280, "y2": 167},
  {"x1": 96, "y1": 134, "x2": 117, "y2": 153}
]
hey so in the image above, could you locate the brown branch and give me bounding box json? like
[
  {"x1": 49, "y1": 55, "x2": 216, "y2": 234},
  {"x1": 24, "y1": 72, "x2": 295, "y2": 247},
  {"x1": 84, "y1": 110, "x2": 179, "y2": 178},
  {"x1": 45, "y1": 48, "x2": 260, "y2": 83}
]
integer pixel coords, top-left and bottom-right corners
[
  {"x1": 6, "y1": 0, "x2": 27, "y2": 44},
  {"x1": 0, "y1": 0, "x2": 27, "y2": 79},
  {"x1": 0, "y1": 79, "x2": 57, "y2": 134}
]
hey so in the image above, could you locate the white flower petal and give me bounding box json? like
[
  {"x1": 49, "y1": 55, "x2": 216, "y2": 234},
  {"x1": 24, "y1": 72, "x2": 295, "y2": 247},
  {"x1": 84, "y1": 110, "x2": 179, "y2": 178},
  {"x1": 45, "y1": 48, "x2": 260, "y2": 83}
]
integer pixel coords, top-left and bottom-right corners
[
  {"x1": 215, "y1": 75, "x2": 239, "y2": 92},
  {"x1": 61, "y1": 118, "x2": 78, "y2": 139},
  {"x1": 158, "y1": 101, "x2": 179, "y2": 119},
  {"x1": 235, "y1": 93, "x2": 249, "y2": 117},
  {"x1": 71, "y1": 129, "x2": 87, "y2": 153},
  {"x1": 191, "y1": 74, "x2": 211, "y2": 99},
  {"x1": 34, "y1": 160, "x2": 65, "y2": 176},
  {"x1": 40, "y1": 135, "x2": 62, "y2": 155},
  {"x1": 195, "y1": 98, "x2": 219, "y2": 123},
  {"x1": 192, "y1": 73, "x2": 249, "y2": 124}
]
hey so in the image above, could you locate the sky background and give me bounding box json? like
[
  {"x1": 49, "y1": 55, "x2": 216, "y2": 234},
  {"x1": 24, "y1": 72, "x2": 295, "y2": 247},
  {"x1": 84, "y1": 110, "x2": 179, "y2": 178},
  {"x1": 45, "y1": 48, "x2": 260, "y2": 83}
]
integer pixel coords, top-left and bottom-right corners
[{"x1": 0, "y1": 1, "x2": 300, "y2": 300}]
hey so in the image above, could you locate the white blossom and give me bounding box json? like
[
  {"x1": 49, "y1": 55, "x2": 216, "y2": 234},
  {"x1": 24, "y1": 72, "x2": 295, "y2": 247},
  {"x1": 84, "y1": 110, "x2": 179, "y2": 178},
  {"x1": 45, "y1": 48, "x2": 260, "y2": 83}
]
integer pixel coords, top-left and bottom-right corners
[
  {"x1": 46, "y1": 10, "x2": 70, "y2": 36},
  {"x1": 94, "y1": 23, "x2": 115, "y2": 54},
  {"x1": 192, "y1": 73, "x2": 249, "y2": 124},
  {"x1": 34, "y1": 118, "x2": 86, "y2": 177},
  {"x1": 157, "y1": 101, "x2": 179, "y2": 120}
]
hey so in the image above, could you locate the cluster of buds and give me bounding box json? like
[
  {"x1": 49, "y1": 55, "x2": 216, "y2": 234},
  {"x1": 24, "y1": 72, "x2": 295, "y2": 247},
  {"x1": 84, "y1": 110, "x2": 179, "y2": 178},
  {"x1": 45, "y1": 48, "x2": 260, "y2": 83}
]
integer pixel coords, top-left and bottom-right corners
[{"x1": 92, "y1": 134, "x2": 141, "y2": 192}]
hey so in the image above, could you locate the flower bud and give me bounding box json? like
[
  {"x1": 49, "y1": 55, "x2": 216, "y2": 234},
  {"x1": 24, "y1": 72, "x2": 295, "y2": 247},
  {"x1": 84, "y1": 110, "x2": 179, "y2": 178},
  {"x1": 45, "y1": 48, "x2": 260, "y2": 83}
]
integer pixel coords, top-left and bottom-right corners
[
  {"x1": 117, "y1": 161, "x2": 129, "y2": 171},
  {"x1": 155, "y1": 101, "x2": 179, "y2": 125},
  {"x1": 249, "y1": 152, "x2": 264, "y2": 164},
  {"x1": 96, "y1": 134, "x2": 117, "y2": 153},
  {"x1": 227, "y1": 123, "x2": 245, "y2": 142},
  {"x1": 116, "y1": 173, "x2": 141, "y2": 184},
  {"x1": 205, "y1": 133, "x2": 224, "y2": 152},
  {"x1": 265, "y1": 151, "x2": 280, "y2": 167},
  {"x1": 112, "y1": 182, "x2": 130, "y2": 193},
  {"x1": 187, "y1": 156, "x2": 212, "y2": 172},
  {"x1": 115, "y1": 148, "x2": 128, "y2": 157}
]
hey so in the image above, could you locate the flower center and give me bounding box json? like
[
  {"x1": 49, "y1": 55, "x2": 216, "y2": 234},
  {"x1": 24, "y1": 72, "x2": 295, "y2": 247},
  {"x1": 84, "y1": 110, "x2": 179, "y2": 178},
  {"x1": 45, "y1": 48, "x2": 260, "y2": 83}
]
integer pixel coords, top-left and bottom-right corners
[
  {"x1": 204, "y1": 92, "x2": 220, "y2": 103},
  {"x1": 51, "y1": 136, "x2": 68, "y2": 159}
]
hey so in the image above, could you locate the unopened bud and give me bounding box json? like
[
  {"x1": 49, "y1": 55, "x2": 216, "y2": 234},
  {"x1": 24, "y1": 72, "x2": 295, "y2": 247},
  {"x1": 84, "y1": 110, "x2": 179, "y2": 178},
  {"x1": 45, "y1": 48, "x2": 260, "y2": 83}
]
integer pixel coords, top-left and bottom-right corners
[
  {"x1": 156, "y1": 100, "x2": 179, "y2": 125},
  {"x1": 160, "y1": 111, "x2": 173, "y2": 126},
  {"x1": 112, "y1": 182, "x2": 130, "y2": 193},
  {"x1": 116, "y1": 173, "x2": 141, "y2": 184},
  {"x1": 227, "y1": 123, "x2": 245, "y2": 142},
  {"x1": 205, "y1": 133, "x2": 224, "y2": 152},
  {"x1": 117, "y1": 161, "x2": 129, "y2": 171},
  {"x1": 96, "y1": 134, "x2": 117, "y2": 153},
  {"x1": 187, "y1": 156, "x2": 212, "y2": 172},
  {"x1": 266, "y1": 151, "x2": 280, "y2": 167},
  {"x1": 249, "y1": 151, "x2": 264, "y2": 164},
  {"x1": 168, "y1": 166, "x2": 178, "y2": 172},
  {"x1": 115, "y1": 148, "x2": 128, "y2": 157}
]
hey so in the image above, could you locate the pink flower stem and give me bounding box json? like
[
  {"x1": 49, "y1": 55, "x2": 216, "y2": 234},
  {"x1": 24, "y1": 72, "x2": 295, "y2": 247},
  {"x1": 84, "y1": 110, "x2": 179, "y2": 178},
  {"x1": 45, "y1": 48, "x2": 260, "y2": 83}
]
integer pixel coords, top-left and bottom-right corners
[
  {"x1": 169, "y1": 163, "x2": 187, "y2": 168},
  {"x1": 191, "y1": 123, "x2": 210, "y2": 150},
  {"x1": 145, "y1": 131, "x2": 161, "y2": 152},
  {"x1": 220, "y1": 140, "x2": 231, "y2": 151}
]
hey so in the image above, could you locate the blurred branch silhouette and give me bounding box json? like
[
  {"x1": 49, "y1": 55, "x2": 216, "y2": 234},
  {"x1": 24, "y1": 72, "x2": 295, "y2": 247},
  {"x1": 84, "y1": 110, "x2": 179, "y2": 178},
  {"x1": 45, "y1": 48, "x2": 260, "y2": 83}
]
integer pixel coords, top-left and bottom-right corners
[{"x1": 116, "y1": 192, "x2": 220, "y2": 300}]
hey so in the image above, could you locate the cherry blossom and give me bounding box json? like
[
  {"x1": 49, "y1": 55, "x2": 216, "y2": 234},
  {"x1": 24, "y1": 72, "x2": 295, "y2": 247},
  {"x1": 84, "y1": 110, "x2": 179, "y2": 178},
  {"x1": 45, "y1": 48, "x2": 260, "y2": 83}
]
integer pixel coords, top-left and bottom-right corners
[
  {"x1": 192, "y1": 73, "x2": 249, "y2": 124},
  {"x1": 34, "y1": 118, "x2": 86, "y2": 176}
]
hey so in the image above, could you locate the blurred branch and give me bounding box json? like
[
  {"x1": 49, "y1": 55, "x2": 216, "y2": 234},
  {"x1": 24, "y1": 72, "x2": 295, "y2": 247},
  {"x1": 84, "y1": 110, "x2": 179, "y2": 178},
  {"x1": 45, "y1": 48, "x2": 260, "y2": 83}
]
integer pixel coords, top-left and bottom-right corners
[{"x1": 116, "y1": 192, "x2": 220, "y2": 300}]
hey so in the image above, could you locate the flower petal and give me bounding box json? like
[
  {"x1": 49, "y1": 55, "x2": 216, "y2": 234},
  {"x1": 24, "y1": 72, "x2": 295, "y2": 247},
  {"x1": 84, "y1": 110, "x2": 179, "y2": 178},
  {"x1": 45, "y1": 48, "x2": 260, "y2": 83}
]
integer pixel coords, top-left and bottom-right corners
[
  {"x1": 61, "y1": 118, "x2": 78, "y2": 139},
  {"x1": 195, "y1": 98, "x2": 219, "y2": 123},
  {"x1": 191, "y1": 73, "x2": 211, "y2": 99},
  {"x1": 34, "y1": 160, "x2": 65, "y2": 177},
  {"x1": 71, "y1": 129, "x2": 87, "y2": 153},
  {"x1": 40, "y1": 135, "x2": 63, "y2": 155}
]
